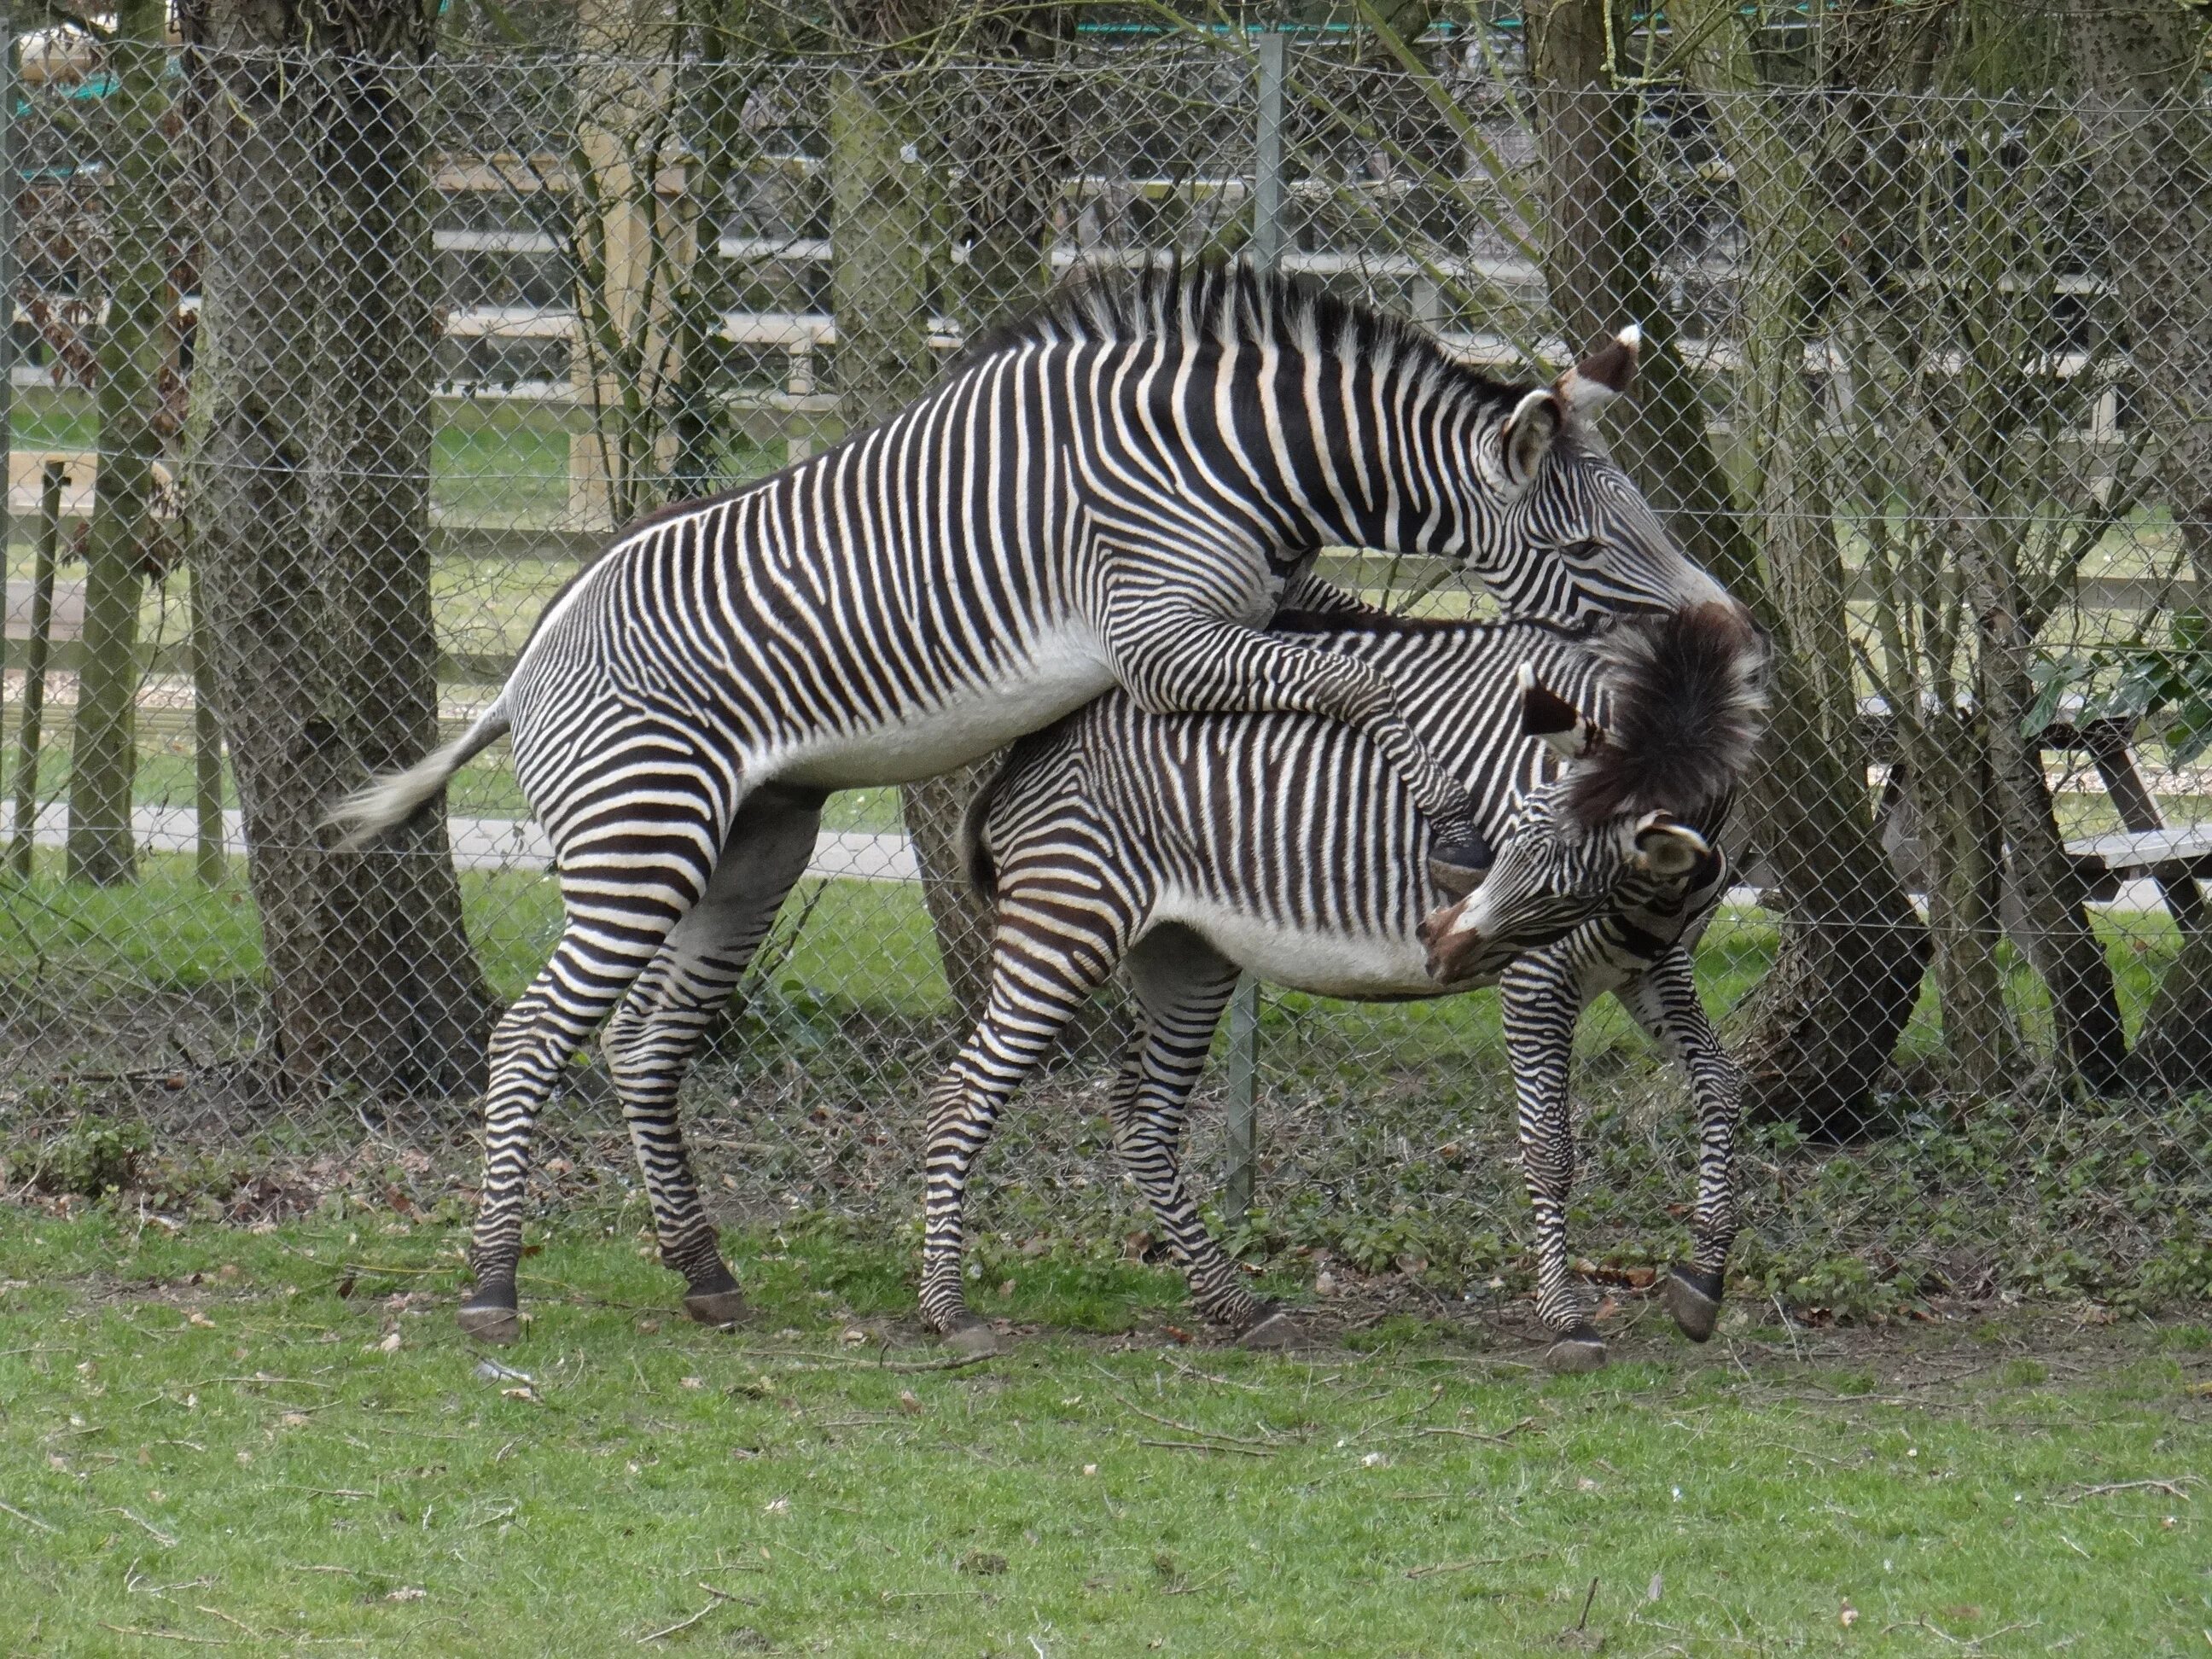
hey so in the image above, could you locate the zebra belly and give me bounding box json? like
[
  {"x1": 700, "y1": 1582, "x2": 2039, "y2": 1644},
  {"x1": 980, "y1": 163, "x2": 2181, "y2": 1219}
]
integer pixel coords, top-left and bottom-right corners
[
  {"x1": 1149, "y1": 892, "x2": 1443, "y2": 1001},
  {"x1": 773, "y1": 627, "x2": 1113, "y2": 789}
]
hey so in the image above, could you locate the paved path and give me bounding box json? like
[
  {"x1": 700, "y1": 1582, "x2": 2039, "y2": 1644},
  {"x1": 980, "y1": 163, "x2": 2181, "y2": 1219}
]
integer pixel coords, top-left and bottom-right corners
[
  {"x1": 0, "y1": 803, "x2": 921, "y2": 883},
  {"x1": 2, "y1": 802, "x2": 2194, "y2": 914}
]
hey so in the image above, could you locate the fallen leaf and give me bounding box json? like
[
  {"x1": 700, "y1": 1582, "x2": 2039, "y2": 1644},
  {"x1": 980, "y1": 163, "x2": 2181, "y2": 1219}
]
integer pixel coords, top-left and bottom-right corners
[
  {"x1": 280, "y1": 1412, "x2": 310, "y2": 1429},
  {"x1": 1646, "y1": 1574, "x2": 1662, "y2": 1603},
  {"x1": 1840, "y1": 1600, "x2": 1858, "y2": 1628},
  {"x1": 376, "y1": 1331, "x2": 402, "y2": 1354},
  {"x1": 500, "y1": 1386, "x2": 537, "y2": 1403},
  {"x1": 1082, "y1": 1464, "x2": 1097, "y2": 1477},
  {"x1": 680, "y1": 1377, "x2": 703, "y2": 1390},
  {"x1": 386, "y1": 1586, "x2": 426, "y2": 1603},
  {"x1": 1360, "y1": 1452, "x2": 1388, "y2": 1469},
  {"x1": 187, "y1": 1311, "x2": 215, "y2": 1330},
  {"x1": 897, "y1": 1390, "x2": 922, "y2": 1417},
  {"x1": 764, "y1": 1497, "x2": 790, "y2": 1515},
  {"x1": 839, "y1": 1328, "x2": 869, "y2": 1347}
]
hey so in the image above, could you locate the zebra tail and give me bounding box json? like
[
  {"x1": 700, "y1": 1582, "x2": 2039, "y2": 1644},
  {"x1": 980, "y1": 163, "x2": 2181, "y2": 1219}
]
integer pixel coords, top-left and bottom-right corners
[
  {"x1": 957, "y1": 749, "x2": 1015, "y2": 905},
  {"x1": 324, "y1": 700, "x2": 514, "y2": 852}
]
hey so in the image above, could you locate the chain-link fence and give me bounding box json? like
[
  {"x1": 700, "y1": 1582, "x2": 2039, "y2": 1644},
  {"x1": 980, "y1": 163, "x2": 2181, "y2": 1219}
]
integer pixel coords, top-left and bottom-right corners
[{"x1": 3, "y1": 14, "x2": 2209, "y2": 1321}]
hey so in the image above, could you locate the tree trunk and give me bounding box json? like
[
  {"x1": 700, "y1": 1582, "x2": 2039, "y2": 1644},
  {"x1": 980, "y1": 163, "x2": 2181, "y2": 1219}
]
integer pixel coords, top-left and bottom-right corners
[
  {"x1": 64, "y1": 0, "x2": 170, "y2": 887},
  {"x1": 2064, "y1": 0, "x2": 2212, "y2": 1089},
  {"x1": 180, "y1": 0, "x2": 498, "y2": 1098},
  {"x1": 1528, "y1": 0, "x2": 1929, "y2": 1135},
  {"x1": 826, "y1": 53, "x2": 998, "y2": 1020}
]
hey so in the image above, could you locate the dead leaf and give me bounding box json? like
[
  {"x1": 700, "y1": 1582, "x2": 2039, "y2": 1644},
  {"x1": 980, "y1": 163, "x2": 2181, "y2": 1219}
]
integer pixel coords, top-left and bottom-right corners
[
  {"x1": 386, "y1": 1586, "x2": 426, "y2": 1602},
  {"x1": 897, "y1": 1390, "x2": 922, "y2": 1417},
  {"x1": 1840, "y1": 1600, "x2": 1858, "y2": 1628}
]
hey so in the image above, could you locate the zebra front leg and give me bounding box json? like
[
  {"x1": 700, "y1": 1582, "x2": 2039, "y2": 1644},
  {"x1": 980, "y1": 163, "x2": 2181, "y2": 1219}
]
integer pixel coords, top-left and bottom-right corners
[
  {"x1": 1118, "y1": 927, "x2": 1284, "y2": 1342},
  {"x1": 1617, "y1": 948, "x2": 1743, "y2": 1343},
  {"x1": 920, "y1": 886, "x2": 1122, "y2": 1353},
  {"x1": 1100, "y1": 584, "x2": 1492, "y2": 894},
  {"x1": 602, "y1": 788, "x2": 822, "y2": 1328},
  {"x1": 1499, "y1": 953, "x2": 1604, "y2": 1372}
]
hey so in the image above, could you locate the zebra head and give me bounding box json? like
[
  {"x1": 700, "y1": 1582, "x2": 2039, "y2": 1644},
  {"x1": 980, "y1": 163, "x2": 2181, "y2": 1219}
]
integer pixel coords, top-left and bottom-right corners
[
  {"x1": 1417, "y1": 792, "x2": 1715, "y2": 985},
  {"x1": 1415, "y1": 603, "x2": 1767, "y2": 983},
  {"x1": 1452, "y1": 328, "x2": 1736, "y2": 623}
]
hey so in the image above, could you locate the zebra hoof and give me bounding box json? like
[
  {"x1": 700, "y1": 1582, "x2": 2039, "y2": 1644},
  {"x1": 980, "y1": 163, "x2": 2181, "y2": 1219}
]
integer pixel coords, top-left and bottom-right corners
[
  {"x1": 941, "y1": 1316, "x2": 1003, "y2": 1358},
  {"x1": 1237, "y1": 1307, "x2": 1307, "y2": 1351},
  {"x1": 683, "y1": 1289, "x2": 749, "y2": 1330},
  {"x1": 1662, "y1": 1266, "x2": 1725, "y2": 1343},
  {"x1": 457, "y1": 1288, "x2": 521, "y2": 1347},
  {"x1": 1543, "y1": 1323, "x2": 1609, "y2": 1374}
]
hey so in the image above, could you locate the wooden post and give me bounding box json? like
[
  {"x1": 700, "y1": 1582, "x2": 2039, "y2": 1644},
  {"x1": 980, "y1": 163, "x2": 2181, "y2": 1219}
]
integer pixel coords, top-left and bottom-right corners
[{"x1": 6, "y1": 463, "x2": 65, "y2": 880}]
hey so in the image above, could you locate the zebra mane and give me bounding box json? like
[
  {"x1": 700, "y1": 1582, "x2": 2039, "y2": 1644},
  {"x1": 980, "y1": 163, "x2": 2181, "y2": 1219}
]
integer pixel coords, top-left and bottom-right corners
[
  {"x1": 956, "y1": 258, "x2": 1519, "y2": 406},
  {"x1": 1563, "y1": 604, "x2": 1768, "y2": 830}
]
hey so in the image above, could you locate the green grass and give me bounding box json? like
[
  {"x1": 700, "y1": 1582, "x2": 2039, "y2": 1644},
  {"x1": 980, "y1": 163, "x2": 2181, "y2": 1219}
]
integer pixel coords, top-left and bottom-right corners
[{"x1": 1, "y1": 1207, "x2": 2207, "y2": 1656}]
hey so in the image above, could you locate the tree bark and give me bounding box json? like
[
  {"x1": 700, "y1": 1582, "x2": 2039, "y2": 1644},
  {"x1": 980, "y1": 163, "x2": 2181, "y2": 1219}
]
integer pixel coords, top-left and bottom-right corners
[
  {"x1": 2064, "y1": 0, "x2": 2212, "y2": 1089},
  {"x1": 1527, "y1": 0, "x2": 1929, "y2": 1135},
  {"x1": 828, "y1": 42, "x2": 1000, "y2": 1020},
  {"x1": 180, "y1": 0, "x2": 498, "y2": 1098},
  {"x1": 64, "y1": 0, "x2": 171, "y2": 887}
]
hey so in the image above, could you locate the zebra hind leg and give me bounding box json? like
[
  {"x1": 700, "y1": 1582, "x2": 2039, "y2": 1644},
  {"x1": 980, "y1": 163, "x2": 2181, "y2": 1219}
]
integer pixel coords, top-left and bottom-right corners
[
  {"x1": 1117, "y1": 927, "x2": 1287, "y2": 1343},
  {"x1": 602, "y1": 787, "x2": 824, "y2": 1330},
  {"x1": 458, "y1": 742, "x2": 729, "y2": 1344},
  {"x1": 1499, "y1": 952, "x2": 1605, "y2": 1372},
  {"x1": 919, "y1": 876, "x2": 1130, "y2": 1353},
  {"x1": 463, "y1": 922, "x2": 695, "y2": 1344}
]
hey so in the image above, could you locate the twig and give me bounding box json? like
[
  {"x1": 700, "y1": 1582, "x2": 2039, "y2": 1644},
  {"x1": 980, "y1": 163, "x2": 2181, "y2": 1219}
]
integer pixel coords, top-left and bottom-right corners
[
  {"x1": 0, "y1": 1499, "x2": 59, "y2": 1534},
  {"x1": 1417, "y1": 1417, "x2": 1539, "y2": 1446},
  {"x1": 1573, "y1": 1576, "x2": 1599, "y2": 1633},
  {"x1": 276, "y1": 1487, "x2": 372, "y2": 1500},
  {"x1": 1135, "y1": 1437, "x2": 1273, "y2": 1458},
  {"x1": 1406, "y1": 1550, "x2": 1548, "y2": 1580},
  {"x1": 2056, "y1": 1476, "x2": 2197, "y2": 1505},
  {"x1": 637, "y1": 1581, "x2": 755, "y2": 1644},
  {"x1": 96, "y1": 1627, "x2": 235, "y2": 1647},
  {"x1": 98, "y1": 1509, "x2": 179, "y2": 1546},
  {"x1": 1108, "y1": 1393, "x2": 1282, "y2": 1447}
]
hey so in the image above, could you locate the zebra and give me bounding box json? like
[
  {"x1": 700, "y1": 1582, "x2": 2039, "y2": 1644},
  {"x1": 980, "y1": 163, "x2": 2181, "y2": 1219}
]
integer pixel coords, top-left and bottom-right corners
[
  {"x1": 329, "y1": 260, "x2": 1735, "y2": 1345},
  {"x1": 924, "y1": 602, "x2": 1767, "y2": 1372}
]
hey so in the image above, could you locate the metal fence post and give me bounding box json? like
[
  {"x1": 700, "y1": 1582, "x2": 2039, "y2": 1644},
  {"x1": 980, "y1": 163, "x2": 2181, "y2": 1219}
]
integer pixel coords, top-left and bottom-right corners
[
  {"x1": 1222, "y1": 28, "x2": 1286, "y2": 1231},
  {"x1": 1250, "y1": 29, "x2": 1285, "y2": 277},
  {"x1": 1, "y1": 5, "x2": 16, "y2": 626}
]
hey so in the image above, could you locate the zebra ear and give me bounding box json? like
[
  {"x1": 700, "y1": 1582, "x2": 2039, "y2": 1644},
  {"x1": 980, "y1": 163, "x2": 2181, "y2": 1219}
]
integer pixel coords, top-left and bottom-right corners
[
  {"x1": 1630, "y1": 811, "x2": 1711, "y2": 877},
  {"x1": 1500, "y1": 388, "x2": 1563, "y2": 490},
  {"x1": 1557, "y1": 323, "x2": 1641, "y2": 415},
  {"x1": 1517, "y1": 661, "x2": 1605, "y2": 760}
]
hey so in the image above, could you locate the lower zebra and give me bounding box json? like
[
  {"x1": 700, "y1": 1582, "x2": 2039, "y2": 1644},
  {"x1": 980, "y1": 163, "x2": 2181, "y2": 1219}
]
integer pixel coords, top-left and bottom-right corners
[{"x1": 923, "y1": 602, "x2": 1767, "y2": 1371}]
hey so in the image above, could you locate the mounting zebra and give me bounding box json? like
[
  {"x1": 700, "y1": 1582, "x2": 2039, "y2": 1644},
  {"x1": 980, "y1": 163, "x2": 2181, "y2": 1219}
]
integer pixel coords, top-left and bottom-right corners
[
  {"x1": 329, "y1": 260, "x2": 1735, "y2": 1344},
  {"x1": 928, "y1": 604, "x2": 1767, "y2": 1372}
]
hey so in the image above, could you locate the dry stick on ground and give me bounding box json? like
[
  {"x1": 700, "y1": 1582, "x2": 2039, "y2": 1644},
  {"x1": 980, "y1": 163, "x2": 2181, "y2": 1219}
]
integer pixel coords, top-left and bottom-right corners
[
  {"x1": 97, "y1": 1628, "x2": 235, "y2": 1647},
  {"x1": 0, "y1": 1499, "x2": 59, "y2": 1534},
  {"x1": 1405, "y1": 1550, "x2": 1550, "y2": 1580},
  {"x1": 637, "y1": 1581, "x2": 758, "y2": 1644},
  {"x1": 2055, "y1": 1476, "x2": 2198, "y2": 1504},
  {"x1": 1417, "y1": 1417, "x2": 1540, "y2": 1445},
  {"x1": 1135, "y1": 1438, "x2": 1275, "y2": 1458},
  {"x1": 1107, "y1": 1393, "x2": 1287, "y2": 1447}
]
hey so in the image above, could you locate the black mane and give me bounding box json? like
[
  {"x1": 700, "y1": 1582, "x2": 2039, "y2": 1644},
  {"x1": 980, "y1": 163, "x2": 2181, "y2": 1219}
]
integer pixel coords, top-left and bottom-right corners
[
  {"x1": 954, "y1": 258, "x2": 1523, "y2": 411},
  {"x1": 1563, "y1": 604, "x2": 1769, "y2": 829}
]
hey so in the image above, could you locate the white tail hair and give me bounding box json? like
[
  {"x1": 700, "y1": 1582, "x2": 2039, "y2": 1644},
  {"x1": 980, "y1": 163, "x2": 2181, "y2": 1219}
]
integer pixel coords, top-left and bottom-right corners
[{"x1": 324, "y1": 700, "x2": 513, "y2": 853}]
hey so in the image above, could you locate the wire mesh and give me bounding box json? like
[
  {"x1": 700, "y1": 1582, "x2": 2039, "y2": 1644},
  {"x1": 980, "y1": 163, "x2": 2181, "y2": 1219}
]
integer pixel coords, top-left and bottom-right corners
[{"x1": 3, "y1": 20, "x2": 2209, "y2": 1322}]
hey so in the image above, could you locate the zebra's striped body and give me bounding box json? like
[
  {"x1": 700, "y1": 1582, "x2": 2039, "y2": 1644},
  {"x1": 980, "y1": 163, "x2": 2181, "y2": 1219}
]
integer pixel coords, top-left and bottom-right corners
[
  {"x1": 331, "y1": 263, "x2": 1732, "y2": 1342},
  {"x1": 926, "y1": 607, "x2": 1764, "y2": 1368}
]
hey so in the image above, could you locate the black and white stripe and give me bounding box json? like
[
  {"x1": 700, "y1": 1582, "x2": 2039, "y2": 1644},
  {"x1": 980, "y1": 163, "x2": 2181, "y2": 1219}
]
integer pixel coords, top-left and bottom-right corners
[
  {"x1": 328, "y1": 261, "x2": 1732, "y2": 1342},
  {"x1": 923, "y1": 605, "x2": 1766, "y2": 1369}
]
